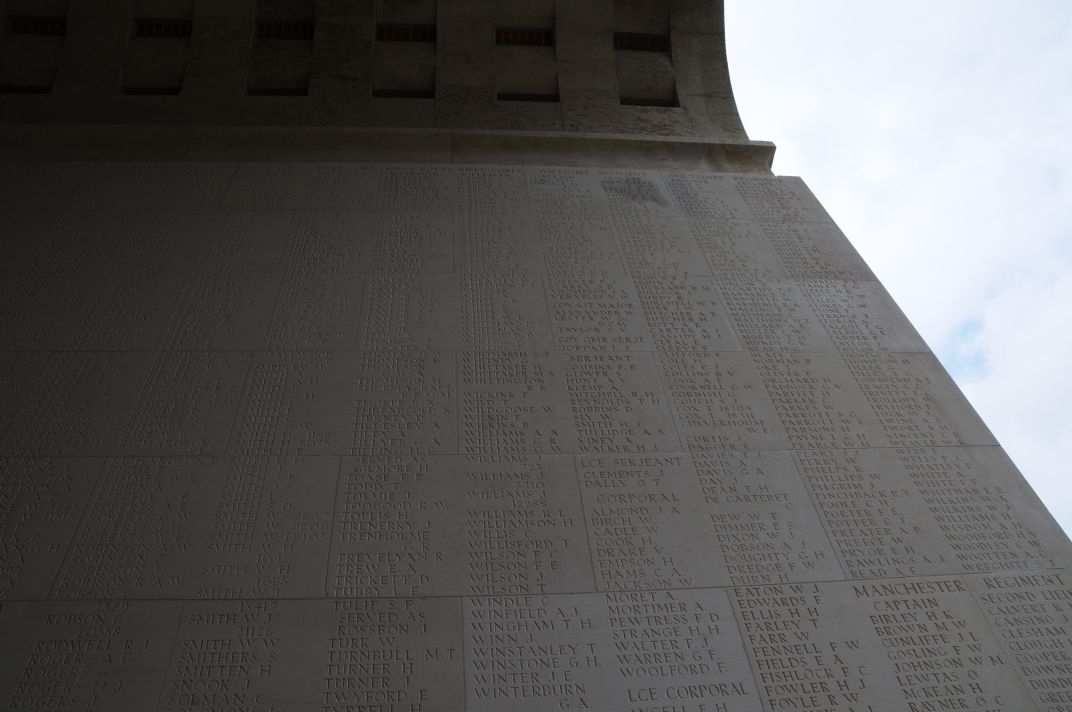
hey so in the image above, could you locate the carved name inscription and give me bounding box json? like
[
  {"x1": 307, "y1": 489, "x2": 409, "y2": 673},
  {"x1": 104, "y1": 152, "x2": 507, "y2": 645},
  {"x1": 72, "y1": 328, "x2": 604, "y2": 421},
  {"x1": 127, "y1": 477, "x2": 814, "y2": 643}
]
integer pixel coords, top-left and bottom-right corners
[{"x1": 0, "y1": 160, "x2": 1068, "y2": 712}]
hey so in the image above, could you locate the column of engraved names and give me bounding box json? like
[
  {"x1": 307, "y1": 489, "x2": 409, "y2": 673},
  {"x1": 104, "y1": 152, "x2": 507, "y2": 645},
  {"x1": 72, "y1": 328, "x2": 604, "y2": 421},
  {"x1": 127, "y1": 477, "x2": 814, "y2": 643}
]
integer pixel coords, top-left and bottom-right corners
[
  {"x1": 462, "y1": 454, "x2": 590, "y2": 596},
  {"x1": 55, "y1": 458, "x2": 334, "y2": 599},
  {"x1": 577, "y1": 454, "x2": 708, "y2": 591},
  {"x1": 350, "y1": 351, "x2": 456, "y2": 457},
  {"x1": 162, "y1": 601, "x2": 283, "y2": 712},
  {"x1": 330, "y1": 455, "x2": 590, "y2": 597},
  {"x1": 606, "y1": 589, "x2": 757, "y2": 712},
  {"x1": 0, "y1": 601, "x2": 177, "y2": 711},
  {"x1": 794, "y1": 450, "x2": 952, "y2": 580},
  {"x1": 326, "y1": 598, "x2": 463, "y2": 712},
  {"x1": 331, "y1": 456, "x2": 443, "y2": 597},
  {"x1": 658, "y1": 351, "x2": 789, "y2": 452},
  {"x1": 0, "y1": 458, "x2": 98, "y2": 599},
  {"x1": 841, "y1": 352, "x2": 991, "y2": 447},
  {"x1": 754, "y1": 354, "x2": 888, "y2": 451},
  {"x1": 854, "y1": 578, "x2": 1033, "y2": 711},
  {"x1": 731, "y1": 583, "x2": 878, "y2": 712},
  {"x1": 694, "y1": 451, "x2": 842, "y2": 586},
  {"x1": 540, "y1": 214, "x2": 649, "y2": 351},
  {"x1": 464, "y1": 595, "x2": 601, "y2": 711},
  {"x1": 565, "y1": 353, "x2": 680, "y2": 453},
  {"x1": 608, "y1": 204, "x2": 735, "y2": 353},
  {"x1": 898, "y1": 448, "x2": 1062, "y2": 573},
  {"x1": 460, "y1": 351, "x2": 577, "y2": 456},
  {"x1": 970, "y1": 572, "x2": 1072, "y2": 710}
]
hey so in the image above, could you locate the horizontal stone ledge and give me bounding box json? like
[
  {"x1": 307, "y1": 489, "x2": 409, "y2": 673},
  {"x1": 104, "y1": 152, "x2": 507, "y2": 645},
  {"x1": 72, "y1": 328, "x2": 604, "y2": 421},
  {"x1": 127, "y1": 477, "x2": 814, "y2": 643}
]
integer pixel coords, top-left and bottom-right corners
[{"x1": 0, "y1": 124, "x2": 776, "y2": 171}]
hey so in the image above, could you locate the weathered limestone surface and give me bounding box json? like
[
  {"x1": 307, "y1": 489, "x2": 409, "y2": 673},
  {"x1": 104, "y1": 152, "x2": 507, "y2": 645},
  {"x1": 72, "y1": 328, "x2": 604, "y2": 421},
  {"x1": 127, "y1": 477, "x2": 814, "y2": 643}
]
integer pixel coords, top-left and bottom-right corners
[
  {"x1": 0, "y1": 160, "x2": 1069, "y2": 712},
  {"x1": 1, "y1": 1, "x2": 1070, "y2": 711}
]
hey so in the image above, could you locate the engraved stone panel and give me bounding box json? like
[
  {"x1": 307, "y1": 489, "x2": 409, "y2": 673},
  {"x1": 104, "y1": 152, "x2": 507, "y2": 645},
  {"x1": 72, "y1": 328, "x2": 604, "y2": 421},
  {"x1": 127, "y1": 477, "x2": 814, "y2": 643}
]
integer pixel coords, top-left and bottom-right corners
[
  {"x1": 2, "y1": 352, "x2": 154, "y2": 456},
  {"x1": 119, "y1": 352, "x2": 250, "y2": 456},
  {"x1": 460, "y1": 351, "x2": 578, "y2": 455},
  {"x1": 665, "y1": 173, "x2": 754, "y2": 222},
  {"x1": 527, "y1": 168, "x2": 609, "y2": 215},
  {"x1": 842, "y1": 352, "x2": 996, "y2": 447},
  {"x1": 379, "y1": 166, "x2": 458, "y2": 212},
  {"x1": 0, "y1": 158, "x2": 1069, "y2": 712},
  {"x1": 357, "y1": 212, "x2": 454, "y2": 273},
  {"x1": 0, "y1": 600, "x2": 181, "y2": 710},
  {"x1": 565, "y1": 352, "x2": 681, "y2": 453},
  {"x1": 538, "y1": 213, "x2": 625, "y2": 274},
  {"x1": 361, "y1": 273, "x2": 461, "y2": 350},
  {"x1": 731, "y1": 577, "x2": 1036, "y2": 712},
  {"x1": 688, "y1": 219, "x2": 789, "y2": 282},
  {"x1": 658, "y1": 351, "x2": 790, "y2": 451},
  {"x1": 721, "y1": 281, "x2": 835, "y2": 352},
  {"x1": 0, "y1": 354, "x2": 46, "y2": 437},
  {"x1": 969, "y1": 571, "x2": 1072, "y2": 711},
  {"x1": 463, "y1": 590, "x2": 758, "y2": 712},
  {"x1": 231, "y1": 351, "x2": 456, "y2": 457},
  {"x1": 547, "y1": 271, "x2": 652, "y2": 350},
  {"x1": 761, "y1": 222, "x2": 876, "y2": 281},
  {"x1": 0, "y1": 458, "x2": 99, "y2": 599},
  {"x1": 16, "y1": 211, "x2": 135, "y2": 273},
  {"x1": 161, "y1": 270, "x2": 283, "y2": 350},
  {"x1": 54, "y1": 458, "x2": 335, "y2": 599},
  {"x1": 330, "y1": 454, "x2": 590, "y2": 597},
  {"x1": 800, "y1": 279, "x2": 927, "y2": 352},
  {"x1": 753, "y1": 352, "x2": 891, "y2": 450},
  {"x1": 733, "y1": 175, "x2": 831, "y2": 223},
  {"x1": 459, "y1": 274, "x2": 553, "y2": 350},
  {"x1": 106, "y1": 211, "x2": 219, "y2": 274},
  {"x1": 457, "y1": 214, "x2": 544, "y2": 273}
]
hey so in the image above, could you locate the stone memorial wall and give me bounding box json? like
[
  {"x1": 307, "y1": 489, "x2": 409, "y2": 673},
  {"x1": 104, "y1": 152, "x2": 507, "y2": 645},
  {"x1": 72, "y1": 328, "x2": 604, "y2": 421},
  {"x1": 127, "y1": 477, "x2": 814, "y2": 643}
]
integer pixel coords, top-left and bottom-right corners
[{"x1": 0, "y1": 161, "x2": 1069, "y2": 712}]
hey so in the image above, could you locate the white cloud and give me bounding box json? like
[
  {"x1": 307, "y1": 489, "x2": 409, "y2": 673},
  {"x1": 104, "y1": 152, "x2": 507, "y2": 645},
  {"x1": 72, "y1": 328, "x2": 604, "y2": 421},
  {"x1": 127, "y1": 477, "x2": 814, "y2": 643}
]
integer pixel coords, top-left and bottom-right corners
[{"x1": 727, "y1": 1, "x2": 1072, "y2": 534}]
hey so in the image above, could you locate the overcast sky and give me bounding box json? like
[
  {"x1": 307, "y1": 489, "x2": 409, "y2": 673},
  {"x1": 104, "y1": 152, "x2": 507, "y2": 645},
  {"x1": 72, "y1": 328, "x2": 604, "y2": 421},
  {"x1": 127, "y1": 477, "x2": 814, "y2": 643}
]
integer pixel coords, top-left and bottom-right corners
[{"x1": 726, "y1": 2, "x2": 1072, "y2": 534}]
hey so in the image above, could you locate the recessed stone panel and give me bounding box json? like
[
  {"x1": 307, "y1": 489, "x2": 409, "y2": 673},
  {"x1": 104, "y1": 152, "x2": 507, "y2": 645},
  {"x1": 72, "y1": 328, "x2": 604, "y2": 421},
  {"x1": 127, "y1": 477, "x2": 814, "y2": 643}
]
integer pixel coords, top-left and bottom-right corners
[
  {"x1": 0, "y1": 458, "x2": 101, "y2": 600},
  {"x1": 753, "y1": 352, "x2": 892, "y2": 450},
  {"x1": 658, "y1": 351, "x2": 789, "y2": 451},
  {"x1": 968, "y1": 570, "x2": 1072, "y2": 711},
  {"x1": 463, "y1": 590, "x2": 758, "y2": 712},
  {"x1": 361, "y1": 272, "x2": 461, "y2": 350},
  {"x1": 730, "y1": 577, "x2": 1036, "y2": 712},
  {"x1": 1, "y1": 352, "x2": 154, "y2": 456},
  {"x1": 800, "y1": 279, "x2": 928, "y2": 352},
  {"x1": 564, "y1": 352, "x2": 681, "y2": 453},
  {"x1": 330, "y1": 454, "x2": 591, "y2": 597},
  {"x1": 761, "y1": 221, "x2": 876, "y2": 280},
  {"x1": 665, "y1": 172, "x2": 754, "y2": 222},
  {"x1": 231, "y1": 351, "x2": 457, "y2": 457},
  {"x1": 688, "y1": 219, "x2": 790, "y2": 282},
  {"x1": 527, "y1": 167, "x2": 611, "y2": 215},
  {"x1": 459, "y1": 351, "x2": 577, "y2": 455},
  {"x1": 547, "y1": 271, "x2": 652, "y2": 350},
  {"x1": 0, "y1": 158, "x2": 1067, "y2": 711},
  {"x1": 721, "y1": 281, "x2": 835, "y2": 352},
  {"x1": 842, "y1": 351, "x2": 997, "y2": 447},
  {"x1": 54, "y1": 457, "x2": 335, "y2": 599},
  {"x1": 0, "y1": 600, "x2": 181, "y2": 710}
]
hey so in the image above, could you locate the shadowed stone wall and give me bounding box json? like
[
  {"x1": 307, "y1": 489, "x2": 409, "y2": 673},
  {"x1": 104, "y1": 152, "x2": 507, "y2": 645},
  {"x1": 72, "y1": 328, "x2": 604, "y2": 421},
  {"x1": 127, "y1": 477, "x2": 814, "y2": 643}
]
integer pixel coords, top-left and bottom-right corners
[{"x1": 1, "y1": 2, "x2": 1070, "y2": 712}]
